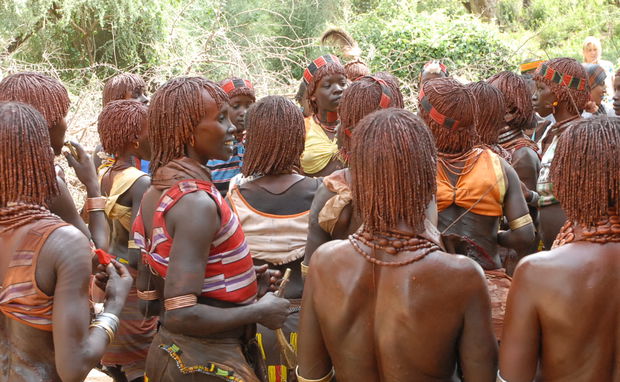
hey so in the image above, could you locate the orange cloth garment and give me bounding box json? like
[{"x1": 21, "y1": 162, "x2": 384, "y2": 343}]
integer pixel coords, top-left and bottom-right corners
[
  {"x1": 436, "y1": 148, "x2": 506, "y2": 217},
  {"x1": 0, "y1": 217, "x2": 68, "y2": 331}
]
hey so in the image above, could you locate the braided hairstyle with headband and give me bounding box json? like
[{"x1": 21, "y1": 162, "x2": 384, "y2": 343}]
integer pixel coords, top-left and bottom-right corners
[
  {"x1": 533, "y1": 57, "x2": 590, "y2": 116},
  {"x1": 0, "y1": 102, "x2": 60, "y2": 230},
  {"x1": 337, "y1": 73, "x2": 404, "y2": 156},
  {"x1": 466, "y1": 81, "x2": 506, "y2": 145},
  {"x1": 350, "y1": 108, "x2": 437, "y2": 234},
  {"x1": 98, "y1": 100, "x2": 148, "y2": 157},
  {"x1": 148, "y1": 76, "x2": 228, "y2": 175},
  {"x1": 487, "y1": 71, "x2": 534, "y2": 130},
  {"x1": 219, "y1": 77, "x2": 256, "y2": 102},
  {"x1": 418, "y1": 77, "x2": 479, "y2": 154},
  {"x1": 303, "y1": 55, "x2": 346, "y2": 115},
  {"x1": 102, "y1": 73, "x2": 147, "y2": 106},
  {"x1": 242, "y1": 96, "x2": 305, "y2": 177},
  {"x1": 0, "y1": 72, "x2": 69, "y2": 131},
  {"x1": 551, "y1": 116, "x2": 620, "y2": 226}
]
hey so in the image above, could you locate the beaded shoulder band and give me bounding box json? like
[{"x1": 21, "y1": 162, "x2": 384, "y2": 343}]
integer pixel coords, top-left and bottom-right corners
[{"x1": 418, "y1": 87, "x2": 461, "y2": 130}]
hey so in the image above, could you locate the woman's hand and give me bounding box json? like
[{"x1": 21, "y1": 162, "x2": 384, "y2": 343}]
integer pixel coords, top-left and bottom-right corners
[
  {"x1": 63, "y1": 141, "x2": 100, "y2": 194},
  {"x1": 255, "y1": 264, "x2": 282, "y2": 298},
  {"x1": 95, "y1": 259, "x2": 133, "y2": 314},
  {"x1": 255, "y1": 292, "x2": 290, "y2": 330}
]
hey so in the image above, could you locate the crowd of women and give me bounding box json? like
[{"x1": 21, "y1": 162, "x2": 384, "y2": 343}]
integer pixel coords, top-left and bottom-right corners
[{"x1": 0, "y1": 33, "x2": 619, "y2": 382}]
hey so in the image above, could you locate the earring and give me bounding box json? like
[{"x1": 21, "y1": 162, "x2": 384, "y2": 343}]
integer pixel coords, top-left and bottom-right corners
[
  {"x1": 552, "y1": 101, "x2": 558, "y2": 107},
  {"x1": 133, "y1": 141, "x2": 140, "y2": 149}
]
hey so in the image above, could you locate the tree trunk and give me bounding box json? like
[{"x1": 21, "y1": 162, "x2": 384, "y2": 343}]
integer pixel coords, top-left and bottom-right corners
[
  {"x1": 6, "y1": 2, "x2": 61, "y2": 54},
  {"x1": 464, "y1": 0, "x2": 498, "y2": 21}
]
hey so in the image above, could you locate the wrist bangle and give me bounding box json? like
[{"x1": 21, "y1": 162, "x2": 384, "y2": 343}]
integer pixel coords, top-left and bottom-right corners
[
  {"x1": 497, "y1": 371, "x2": 509, "y2": 382},
  {"x1": 137, "y1": 289, "x2": 160, "y2": 301},
  {"x1": 509, "y1": 214, "x2": 533, "y2": 231},
  {"x1": 87, "y1": 197, "x2": 107, "y2": 212},
  {"x1": 295, "y1": 366, "x2": 335, "y2": 382}
]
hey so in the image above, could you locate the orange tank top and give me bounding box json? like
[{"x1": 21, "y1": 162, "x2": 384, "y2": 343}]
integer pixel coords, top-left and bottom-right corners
[
  {"x1": 436, "y1": 148, "x2": 506, "y2": 217},
  {"x1": 0, "y1": 217, "x2": 68, "y2": 331}
]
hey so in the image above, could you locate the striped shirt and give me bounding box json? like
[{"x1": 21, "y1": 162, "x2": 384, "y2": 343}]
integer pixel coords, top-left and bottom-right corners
[
  {"x1": 133, "y1": 179, "x2": 257, "y2": 304},
  {"x1": 207, "y1": 142, "x2": 245, "y2": 196}
]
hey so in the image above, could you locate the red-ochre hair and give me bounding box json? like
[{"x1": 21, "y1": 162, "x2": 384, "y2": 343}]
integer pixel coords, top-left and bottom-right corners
[
  {"x1": 467, "y1": 81, "x2": 506, "y2": 145},
  {"x1": 98, "y1": 100, "x2": 148, "y2": 156},
  {"x1": 533, "y1": 57, "x2": 590, "y2": 116},
  {"x1": 219, "y1": 77, "x2": 256, "y2": 102},
  {"x1": 551, "y1": 115, "x2": 620, "y2": 225},
  {"x1": 350, "y1": 108, "x2": 437, "y2": 234},
  {"x1": 148, "y1": 76, "x2": 228, "y2": 175},
  {"x1": 338, "y1": 73, "x2": 405, "y2": 153},
  {"x1": 418, "y1": 77, "x2": 479, "y2": 153},
  {"x1": 0, "y1": 102, "x2": 59, "y2": 207},
  {"x1": 487, "y1": 71, "x2": 534, "y2": 131},
  {"x1": 0, "y1": 72, "x2": 69, "y2": 130},
  {"x1": 242, "y1": 96, "x2": 305, "y2": 176},
  {"x1": 102, "y1": 73, "x2": 146, "y2": 106}
]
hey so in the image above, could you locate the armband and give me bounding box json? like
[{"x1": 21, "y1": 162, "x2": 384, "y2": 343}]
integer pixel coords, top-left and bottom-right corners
[
  {"x1": 137, "y1": 289, "x2": 160, "y2": 301},
  {"x1": 164, "y1": 294, "x2": 197, "y2": 311},
  {"x1": 86, "y1": 197, "x2": 107, "y2": 212},
  {"x1": 509, "y1": 214, "x2": 533, "y2": 231},
  {"x1": 301, "y1": 263, "x2": 309, "y2": 278}
]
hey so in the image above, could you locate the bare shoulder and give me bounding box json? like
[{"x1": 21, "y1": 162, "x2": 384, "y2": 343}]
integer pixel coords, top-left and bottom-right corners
[
  {"x1": 42, "y1": 224, "x2": 92, "y2": 264},
  {"x1": 431, "y1": 251, "x2": 487, "y2": 287},
  {"x1": 309, "y1": 239, "x2": 350, "y2": 267}
]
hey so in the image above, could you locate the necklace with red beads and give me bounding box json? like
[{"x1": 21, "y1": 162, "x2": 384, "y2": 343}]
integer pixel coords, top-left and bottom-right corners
[
  {"x1": 552, "y1": 210, "x2": 620, "y2": 248},
  {"x1": 349, "y1": 228, "x2": 440, "y2": 266}
]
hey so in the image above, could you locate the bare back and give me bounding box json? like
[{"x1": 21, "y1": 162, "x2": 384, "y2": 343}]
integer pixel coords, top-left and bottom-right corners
[
  {"x1": 299, "y1": 239, "x2": 498, "y2": 382},
  {"x1": 501, "y1": 242, "x2": 620, "y2": 381}
]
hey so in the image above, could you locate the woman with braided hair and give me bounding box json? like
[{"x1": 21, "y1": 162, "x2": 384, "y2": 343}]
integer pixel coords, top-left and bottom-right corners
[
  {"x1": 302, "y1": 72, "x2": 405, "y2": 271},
  {"x1": 297, "y1": 108, "x2": 497, "y2": 382},
  {"x1": 207, "y1": 77, "x2": 256, "y2": 196},
  {"x1": 530, "y1": 58, "x2": 590, "y2": 249},
  {"x1": 94, "y1": 72, "x2": 150, "y2": 171},
  {"x1": 227, "y1": 96, "x2": 321, "y2": 381},
  {"x1": 418, "y1": 77, "x2": 535, "y2": 340},
  {"x1": 0, "y1": 72, "x2": 109, "y2": 250},
  {"x1": 582, "y1": 63, "x2": 610, "y2": 117},
  {"x1": 132, "y1": 76, "x2": 289, "y2": 381},
  {"x1": 488, "y1": 71, "x2": 542, "y2": 259},
  {"x1": 499, "y1": 115, "x2": 620, "y2": 382},
  {"x1": 299, "y1": 54, "x2": 347, "y2": 177},
  {"x1": 97, "y1": 100, "x2": 155, "y2": 382},
  {"x1": 0, "y1": 101, "x2": 132, "y2": 381}
]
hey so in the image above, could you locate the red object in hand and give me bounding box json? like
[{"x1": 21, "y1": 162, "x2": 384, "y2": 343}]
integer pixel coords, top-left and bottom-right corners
[{"x1": 95, "y1": 249, "x2": 114, "y2": 265}]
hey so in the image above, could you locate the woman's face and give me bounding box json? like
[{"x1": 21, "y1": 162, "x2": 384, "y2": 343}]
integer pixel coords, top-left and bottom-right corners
[
  {"x1": 49, "y1": 117, "x2": 68, "y2": 156},
  {"x1": 584, "y1": 44, "x2": 599, "y2": 63},
  {"x1": 135, "y1": 118, "x2": 151, "y2": 160},
  {"x1": 228, "y1": 94, "x2": 254, "y2": 142},
  {"x1": 532, "y1": 80, "x2": 556, "y2": 117},
  {"x1": 613, "y1": 75, "x2": 620, "y2": 116},
  {"x1": 311, "y1": 73, "x2": 347, "y2": 113},
  {"x1": 189, "y1": 90, "x2": 235, "y2": 162},
  {"x1": 590, "y1": 83, "x2": 606, "y2": 106}
]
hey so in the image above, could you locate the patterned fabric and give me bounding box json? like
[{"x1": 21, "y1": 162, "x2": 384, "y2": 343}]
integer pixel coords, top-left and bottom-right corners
[
  {"x1": 436, "y1": 148, "x2": 507, "y2": 217},
  {"x1": 133, "y1": 179, "x2": 257, "y2": 304},
  {"x1": 0, "y1": 216, "x2": 68, "y2": 331},
  {"x1": 228, "y1": 186, "x2": 310, "y2": 266},
  {"x1": 300, "y1": 117, "x2": 339, "y2": 175},
  {"x1": 537, "y1": 135, "x2": 560, "y2": 207},
  {"x1": 207, "y1": 142, "x2": 246, "y2": 196}
]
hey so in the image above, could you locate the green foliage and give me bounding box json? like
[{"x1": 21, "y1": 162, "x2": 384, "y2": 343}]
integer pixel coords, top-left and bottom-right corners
[{"x1": 351, "y1": 10, "x2": 518, "y2": 85}]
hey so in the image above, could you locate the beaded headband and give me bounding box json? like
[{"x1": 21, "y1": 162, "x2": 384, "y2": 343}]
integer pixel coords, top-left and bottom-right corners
[
  {"x1": 220, "y1": 78, "x2": 253, "y2": 94},
  {"x1": 519, "y1": 59, "x2": 544, "y2": 74},
  {"x1": 303, "y1": 55, "x2": 341, "y2": 86},
  {"x1": 418, "y1": 86, "x2": 461, "y2": 130},
  {"x1": 584, "y1": 65, "x2": 607, "y2": 88},
  {"x1": 343, "y1": 76, "x2": 393, "y2": 138},
  {"x1": 538, "y1": 63, "x2": 587, "y2": 91}
]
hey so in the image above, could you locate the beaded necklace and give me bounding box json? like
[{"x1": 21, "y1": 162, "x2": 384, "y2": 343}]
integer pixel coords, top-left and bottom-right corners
[
  {"x1": 438, "y1": 147, "x2": 483, "y2": 177},
  {"x1": 349, "y1": 228, "x2": 440, "y2": 266},
  {"x1": 313, "y1": 114, "x2": 339, "y2": 134},
  {"x1": 552, "y1": 210, "x2": 620, "y2": 248}
]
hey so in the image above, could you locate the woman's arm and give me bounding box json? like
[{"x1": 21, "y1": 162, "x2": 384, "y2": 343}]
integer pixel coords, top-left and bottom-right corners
[
  {"x1": 498, "y1": 161, "x2": 536, "y2": 253},
  {"x1": 161, "y1": 191, "x2": 289, "y2": 336}
]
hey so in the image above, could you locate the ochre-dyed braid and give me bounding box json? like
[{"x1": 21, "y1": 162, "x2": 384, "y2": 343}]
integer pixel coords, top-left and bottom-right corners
[
  {"x1": 0, "y1": 102, "x2": 59, "y2": 230},
  {"x1": 306, "y1": 62, "x2": 346, "y2": 115},
  {"x1": 337, "y1": 73, "x2": 405, "y2": 154},
  {"x1": 487, "y1": 71, "x2": 534, "y2": 130},
  {"x1": 418, "y1": 77, "x2": 480, "y2": 154},
  {"x1": 551, "y1": 115, "x2": 620, "y2": 226},
  {"x1": 98, "y1": 100, "x2": 148, "y2": 156},
  {"x1": 242, "y1": 96, "x2": 305, "y2": 177},
  {"x1": 102, "y1": 73, "x2": 146, "y2": 106},
  {"x1": 344, "y1": 60, "x2": 370, "y2": 81},
  {"x1": 467, "y1": 81, "x2": 506, "y2": 145},
  {"x1": 148, "y1": 76, "x2": 228, "y2": 175},
  {"x1": 533, "y1": 57, "x2": 590, "y2": 116},
  {"x1": 0, "y1": 72, "x2": 69, "y2": 130},
  {"x1": 350, "y1": 108, "x2": 437, "y2": 235}
]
